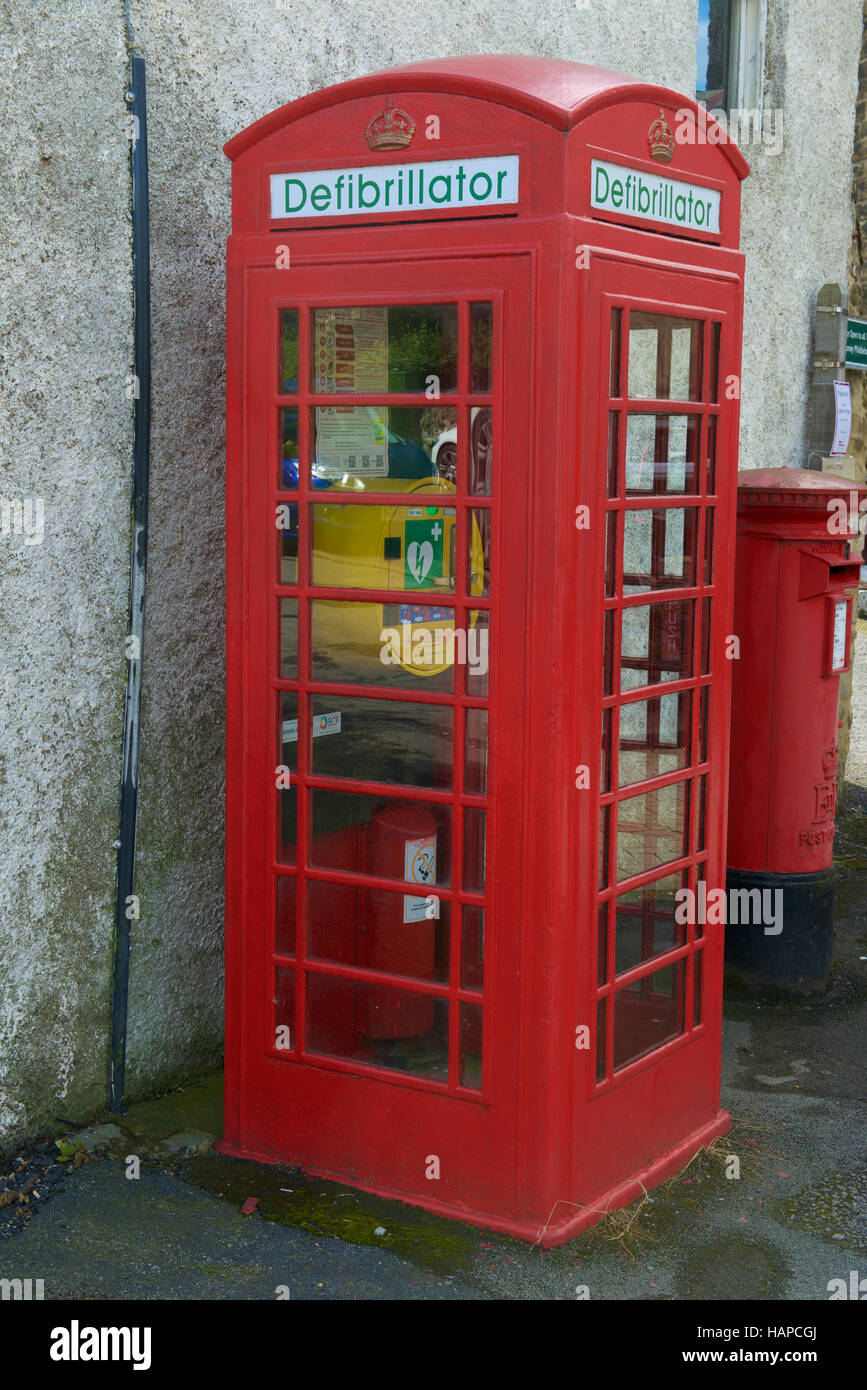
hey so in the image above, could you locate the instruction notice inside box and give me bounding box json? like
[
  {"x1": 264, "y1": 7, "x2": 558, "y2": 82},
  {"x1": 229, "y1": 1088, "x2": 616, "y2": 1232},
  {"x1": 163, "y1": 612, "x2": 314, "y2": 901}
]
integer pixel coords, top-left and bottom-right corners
[{"x1": 315, "y1": 307, "x2": 389, "y2": 477}]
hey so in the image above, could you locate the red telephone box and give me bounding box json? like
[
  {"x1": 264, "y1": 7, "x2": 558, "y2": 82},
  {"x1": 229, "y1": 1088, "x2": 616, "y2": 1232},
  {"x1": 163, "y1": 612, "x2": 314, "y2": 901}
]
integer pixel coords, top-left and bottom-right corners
[{"x1": 221, "y1": 56, "x2": 749, "y2": 1243}]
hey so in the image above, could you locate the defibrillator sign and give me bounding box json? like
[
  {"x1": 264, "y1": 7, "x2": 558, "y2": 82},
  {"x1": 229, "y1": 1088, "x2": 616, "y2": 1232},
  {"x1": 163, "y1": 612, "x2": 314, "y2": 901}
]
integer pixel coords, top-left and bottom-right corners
[{"x1": 270, "y1": 155, "x2": 519, "y2": 221}]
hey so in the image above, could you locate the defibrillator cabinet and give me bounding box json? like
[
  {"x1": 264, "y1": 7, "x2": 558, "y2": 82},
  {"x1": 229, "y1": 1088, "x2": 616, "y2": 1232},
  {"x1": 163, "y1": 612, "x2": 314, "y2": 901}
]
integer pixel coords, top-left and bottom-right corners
[{"x1": 221, "y1": 55, "x2": 749, "y2": 1243}]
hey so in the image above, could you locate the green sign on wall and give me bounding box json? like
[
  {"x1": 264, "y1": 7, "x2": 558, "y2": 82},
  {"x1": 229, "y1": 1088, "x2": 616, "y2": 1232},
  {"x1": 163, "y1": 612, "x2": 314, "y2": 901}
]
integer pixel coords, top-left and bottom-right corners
[{"x1": 846, "y1": 317, "x2": 867, "y2": 370}]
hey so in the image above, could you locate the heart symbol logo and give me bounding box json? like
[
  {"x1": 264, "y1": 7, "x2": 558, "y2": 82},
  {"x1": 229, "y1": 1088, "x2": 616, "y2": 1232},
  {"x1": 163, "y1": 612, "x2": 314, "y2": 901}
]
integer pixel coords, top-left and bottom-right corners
[{"x1": 407, "y1": 540, "x2": 433, "y2": 584}]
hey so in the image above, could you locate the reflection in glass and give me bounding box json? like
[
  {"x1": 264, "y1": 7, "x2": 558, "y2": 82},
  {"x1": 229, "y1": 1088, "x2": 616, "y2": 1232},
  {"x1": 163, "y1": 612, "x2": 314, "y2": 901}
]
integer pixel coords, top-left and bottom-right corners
[
  {"x1": 710, "y1": 322, "x2": 721, "y2": 403},
  {"x1": 460, "y1": 1002, "x2": 483, "y2": 1091},
  {"x1": 469, "y1": 406, "x2": 493, "y2": 495},
  {"x1": 601, "y1": 706, "x2": 612, "y2": 793},
  {"x1": 613, "y1": 959, "x2": 685, "y2": 1069},
  {"x1": 610, "y1": 307, "x2": 622, "y2": 397},
  {"x1": 463, "y1": 808, "x2": 486, "y2": 892},
  {"x1": 276, "y1": 876, "x2": 296, "y2": 958},
  {"x1": 466, "y1": 610, "x2": 490, "y2": 698},
  {"x1": 274, "y1": 967, "x2": 296, "y2": 1050},
  {"x1": 462, "y1": 904, "x2": 485, "y2": 991},
  {"x1": 311, "y1": 406, "x2": 457, "y2": 487},
  {"x1": 465, "y1": 708, "x2": 488, "y2": 795},
  {"x1": 615, "y1": 871, "x2": 685, "y2": 974},
  {"x1": 280, "y1": 598, "x2": 298, "y2": 677},
  {"x1": 628, "y1": 312, "x2": 702, "y2": 401},
  {"x1": 597, "y1": 902, "x2": 609, "y2": 985},
  {"x1": 310, "y1": 694, "x2": 453, "y2": 789},
  {"x1": 618, "y1": 691, "x2": 691, "y2": 787},
  {"x1": 278, "y1": 310, "x2": 299, "y2": 394},
  {"x1": 607, "y1": 412, "x2": 620, "y2": 495},
  {"x1": 622, "y1": 508, "x2": 698, "y2": 594},
  {"x1": 280, "y1": 691, "x2": 298, "y2": 771},
  {"x1": 306, "y1": 973, "x2": 449, "y2": 1080},
  {"x1": 311, "y1": 502, "x2": 458, "y2": 593},
  {"x1": 311, "y1": 599, "x2": 455, "y2": 691},
  {"x1": 701, "y1": 596, "x2": 712, "y2": 674},
  {"x1": 616, "y1": 782, "x2": 688, "y2": 881},
  {"x1": 307, "y1": 879, "x2": 450, "y2": 985},
  {"x1": 280, "y1": 525, "x2": 298, "y2": 584},
  {"x1": 468, "y1": 508, "x2": 491, "y2": 595},
  {"x1": 309, "y1": 791, "x2": 450, "y2": 886},
  {"x1": 625, "y1": 414, "x2": 699, "y2": 493},
  {"x1": 620, "y1": 600, "x2": 694, "y2": 690},
  {"x1": 599, "y1": 805, "x2": 610, "y2": 889},
  {"x1": 470, "y1": 302, "x2": 493, "y2": 393},
  {"x1": 596, "y1": 998, "x2": 607, "y2": 1082},
  {"x1": 602, "y1": 609, "x2": 615, "y2": 696},
  {"x1": 278, "y1": 785, "x2": 297, "y2": 865},
  {"x1": 706, "y1": 414, "x2": 717, "y2": 493},
  {"x1": 311, "y1": 305, "x2": 458, "y2": 394},
  {"x1": 604, "y1": 511, "x2": 617, "y2": 596},
  {"x1": 279, "y1": 407, "x2": 300, "y2": 490}
]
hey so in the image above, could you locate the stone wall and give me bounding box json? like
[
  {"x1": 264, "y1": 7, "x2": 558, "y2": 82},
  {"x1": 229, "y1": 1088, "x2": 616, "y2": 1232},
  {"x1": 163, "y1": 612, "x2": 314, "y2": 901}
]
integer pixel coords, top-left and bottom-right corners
[{"x1": 0, "y1": 0, "x2": 863, "y2": 1145}]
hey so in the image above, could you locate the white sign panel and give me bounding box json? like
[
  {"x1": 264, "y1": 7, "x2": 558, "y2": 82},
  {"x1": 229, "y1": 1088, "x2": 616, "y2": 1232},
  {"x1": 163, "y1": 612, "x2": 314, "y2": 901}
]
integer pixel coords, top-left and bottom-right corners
[
  {"x1": 590, "y1": 159, "x2": 721, "y2": 235},
  {"x1": 832, "y1": 599, "x2": 848, "y2": 673},
  {"x1": 830, "y1": 379, "x2": 852, "y2": 457},
  {"x1": 403, "y1": 834, "x2": 437, "y2": 924},
  {"x1": 271, "y1": 155, "x2": 520, "y2": 221}
]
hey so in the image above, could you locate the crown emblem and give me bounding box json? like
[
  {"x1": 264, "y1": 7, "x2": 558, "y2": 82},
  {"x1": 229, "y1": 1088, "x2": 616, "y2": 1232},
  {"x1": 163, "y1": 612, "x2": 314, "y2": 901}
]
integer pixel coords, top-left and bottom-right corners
[
  {"x1": 648, "y1": 108, "x2": 674, "y2": 163},
  {"x1": 822, "y1": 747, "x2": 838, "y2": 779},
  {"x1": 365, "y1": 99, "x2": 415, "y2": 150}
]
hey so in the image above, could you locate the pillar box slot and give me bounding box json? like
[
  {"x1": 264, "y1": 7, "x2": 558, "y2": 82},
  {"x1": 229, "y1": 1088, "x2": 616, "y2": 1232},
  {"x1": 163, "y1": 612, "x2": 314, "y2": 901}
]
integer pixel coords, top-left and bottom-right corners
[{"x1": 221, "y1": 55, "x2": 749, "y2": 1244}]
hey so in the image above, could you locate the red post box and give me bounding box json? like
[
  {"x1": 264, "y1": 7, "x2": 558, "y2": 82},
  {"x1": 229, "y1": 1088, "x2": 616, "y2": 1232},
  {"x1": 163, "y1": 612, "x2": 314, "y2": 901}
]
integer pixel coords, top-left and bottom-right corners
[
  {"x1": 220, "y1": 56, "x2": 749, "y2": 1243},
  {"x1": 725, "y1": 468, "x2": 865, "y2": 995}
]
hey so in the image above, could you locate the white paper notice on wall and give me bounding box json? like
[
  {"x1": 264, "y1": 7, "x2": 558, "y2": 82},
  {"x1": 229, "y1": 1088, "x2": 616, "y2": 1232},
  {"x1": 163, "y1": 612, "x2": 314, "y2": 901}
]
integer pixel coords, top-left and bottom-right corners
[
  {"x1": 830, "y1": 380, "x2": 852, "y2": 457},
  {"x1": 403, "y1": 834, "x2": 436, "y2": 924}
]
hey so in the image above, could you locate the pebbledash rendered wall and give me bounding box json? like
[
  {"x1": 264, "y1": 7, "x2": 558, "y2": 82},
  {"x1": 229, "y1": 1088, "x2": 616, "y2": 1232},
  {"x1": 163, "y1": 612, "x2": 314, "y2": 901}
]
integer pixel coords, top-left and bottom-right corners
[{"x1": 0, "y1": 0, "x2": 861, "y2": 1146}]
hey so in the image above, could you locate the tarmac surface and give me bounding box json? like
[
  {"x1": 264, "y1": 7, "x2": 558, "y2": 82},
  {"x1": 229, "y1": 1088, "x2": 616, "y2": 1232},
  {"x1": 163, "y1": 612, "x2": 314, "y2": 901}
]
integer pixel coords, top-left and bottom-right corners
[{"x1": 2, "y1": 627, "x2": 865, "y2": 1301}]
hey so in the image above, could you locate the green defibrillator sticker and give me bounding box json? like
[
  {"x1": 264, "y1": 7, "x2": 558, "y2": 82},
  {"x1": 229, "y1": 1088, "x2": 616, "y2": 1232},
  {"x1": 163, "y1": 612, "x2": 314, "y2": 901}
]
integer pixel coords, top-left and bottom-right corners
[{"x1": 404, "y1": 517, "x2": 443, "y2": 589}]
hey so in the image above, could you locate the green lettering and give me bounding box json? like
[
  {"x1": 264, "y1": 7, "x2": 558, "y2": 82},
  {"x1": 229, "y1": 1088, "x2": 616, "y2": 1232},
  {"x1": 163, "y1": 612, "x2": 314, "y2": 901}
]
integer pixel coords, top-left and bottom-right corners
[
  {"x1": 428, "y1": 174, "x2": 452, "y2": 204},
  {"x1": 284, "y1": 178, "x2": 307, "y2": 214},
  {"x1": 469, "y1": 171, "x2": 492, "y2": 201}
]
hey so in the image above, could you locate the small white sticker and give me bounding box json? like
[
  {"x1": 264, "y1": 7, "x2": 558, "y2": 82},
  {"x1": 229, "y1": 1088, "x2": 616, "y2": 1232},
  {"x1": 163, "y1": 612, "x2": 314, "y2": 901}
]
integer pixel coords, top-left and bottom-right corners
[
  {"x1": 282, "y1": 712, "x2": 342, "y2": 742},
  {"x1": 403, "y1": 834, "x2": 436, "y2": 923}
]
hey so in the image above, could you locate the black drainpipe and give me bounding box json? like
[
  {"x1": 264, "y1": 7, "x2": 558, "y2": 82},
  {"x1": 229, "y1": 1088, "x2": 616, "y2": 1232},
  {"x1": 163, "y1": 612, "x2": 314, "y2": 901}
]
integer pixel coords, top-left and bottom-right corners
[{"x1": 109, "y1": 6, "x2": 151, "y2": 1112}]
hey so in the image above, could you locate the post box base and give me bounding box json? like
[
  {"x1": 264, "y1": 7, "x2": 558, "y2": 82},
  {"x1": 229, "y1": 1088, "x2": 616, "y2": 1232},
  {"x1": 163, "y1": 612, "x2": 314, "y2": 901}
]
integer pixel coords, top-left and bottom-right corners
[{"x1": 723, "y1": 867, "x2": 835, "y2": 999}]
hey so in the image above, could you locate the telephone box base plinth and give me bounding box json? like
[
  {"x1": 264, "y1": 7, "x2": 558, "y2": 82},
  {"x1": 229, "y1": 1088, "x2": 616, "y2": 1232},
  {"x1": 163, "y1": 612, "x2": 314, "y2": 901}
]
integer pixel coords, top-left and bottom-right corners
[
  {"x1": 216, "y1": 1110, "x2": 730, "y2": 1247},
  {"x1": 724, "y1": 868, "x2": 834, "y2": 999}
]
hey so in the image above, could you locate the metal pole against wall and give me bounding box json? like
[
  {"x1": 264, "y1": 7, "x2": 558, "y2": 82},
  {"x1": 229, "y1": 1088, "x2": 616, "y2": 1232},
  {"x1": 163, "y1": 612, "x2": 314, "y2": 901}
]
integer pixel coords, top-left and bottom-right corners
[{"x1": 109, "y1": 12, "x2": 151, "y2": 1112}]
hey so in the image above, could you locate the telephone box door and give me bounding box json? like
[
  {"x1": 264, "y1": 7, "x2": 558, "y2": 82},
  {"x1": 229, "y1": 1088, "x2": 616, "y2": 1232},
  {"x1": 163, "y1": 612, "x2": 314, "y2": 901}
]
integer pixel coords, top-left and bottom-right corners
[
  {"x1": 224, "y1": 245, "x2": 530, "y2": 1220},
  {"x1": 577, "y1": 252, "x2": 742, "y2": 1199}
]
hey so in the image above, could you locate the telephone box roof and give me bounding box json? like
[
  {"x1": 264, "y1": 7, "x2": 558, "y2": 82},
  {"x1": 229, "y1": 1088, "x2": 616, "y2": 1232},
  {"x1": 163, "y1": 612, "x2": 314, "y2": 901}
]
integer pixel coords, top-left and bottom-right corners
[{"x1": 224, "y1": 53, "x2": 750, "y2": 178}]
